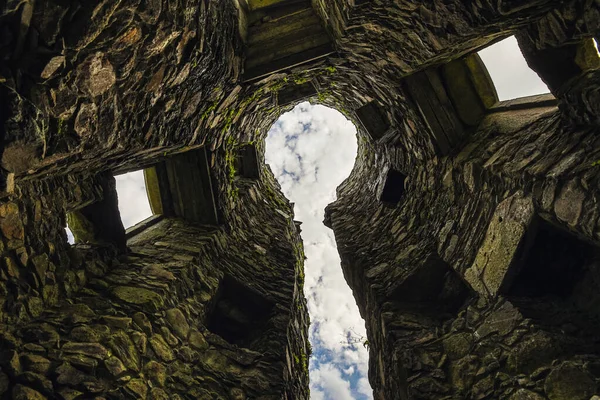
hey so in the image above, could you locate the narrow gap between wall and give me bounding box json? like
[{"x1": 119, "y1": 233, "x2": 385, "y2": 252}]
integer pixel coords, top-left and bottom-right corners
[
  {"x1": 265, "y1": 102, "x2": 372, "y2": 399},
  {"x1": 65, "y1": 224, "x2": 75, "y2": 244}
]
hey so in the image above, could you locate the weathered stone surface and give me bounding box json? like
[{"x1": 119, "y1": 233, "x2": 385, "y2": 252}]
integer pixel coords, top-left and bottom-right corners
[
  {"x1": 104, "y1": 356, "x2": 127, "y2": 376},
  {"x1": 111, "y1": 286, "x2": 164, "y2": 311},
  {"x1": 0, "y1": 0, "x2": 598, "y2": 399},
  {"x1": 149, "y1": 334, "x2": 175, "y2": 362},
  {"x1": 12, "y1": 384, "x2": 46, "y2": 399},
  {"x1": 107, "y1": 331, "x2": 140, "y2": 372},
  {"x1": 144, "y1": 360, "x2": 167, "y2": 387},
  {"x1": 165, "y1": 308, "x2": 190, "y2": 340},
  {"x1": 0, "y1": 203, "x2": 24, "y2": 247},
  {"x1": 510, "y1": 389, "x2": 546, "y2": 400},
  {"x1": 544, "y1": 362, "x2": 596, "y2": 400},
  {"x1": 554, "y1": 180, "x2": 585, "y2": 226},
  {"x1": 76, "y1": 52, "x2": 116, "y2": 97},
  {"x1": 189, "y1": 330, "x2": 209, "y2": 351},
  {"x1": 466, "y1": 192, "x2": 536, "y2": 297},
  {"x1": 62, "y1": 342, "x2": 109, "y2": 360},
  {"x1": 21, "y1": 354, "x2": 51, "y2": 375}
]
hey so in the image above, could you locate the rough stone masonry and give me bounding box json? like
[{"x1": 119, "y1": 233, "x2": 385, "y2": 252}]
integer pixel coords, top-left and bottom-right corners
[{"x1": 0, "y1": 0, "x2": 599, "y2": 399}]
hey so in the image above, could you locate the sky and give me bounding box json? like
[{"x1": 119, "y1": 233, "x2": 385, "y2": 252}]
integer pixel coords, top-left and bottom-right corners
[
  {"x1": 114, "y1": 170, "x2": 153, "y2": 228},
  {"x1": 265, "y1": 103, "x2": 370, "y2": 400},
  {"x1": 64, "y1": 34, "x2": 556, "y2": 399},
  {"x1": 478, "y1": 35, "x2": 549, "y2": 100}
]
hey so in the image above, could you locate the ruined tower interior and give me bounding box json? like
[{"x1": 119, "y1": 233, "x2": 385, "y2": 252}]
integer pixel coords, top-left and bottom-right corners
[{"x1": 0, "y1": 0, "x2": 600, "y2": 399}]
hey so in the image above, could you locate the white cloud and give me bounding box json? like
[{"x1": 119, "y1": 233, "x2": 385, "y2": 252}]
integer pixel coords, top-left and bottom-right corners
[
  {"x1": 311, "y1": 363, "x2": 356, "y2": 400},
  {"x1": 478, "y1": 35, "x2": 550, "y2": 101},
  {"x1": 266, "y1": 103, "x2": 372, "y2": 400},
  {"x1": 357, "y1": 377, "x2": 372, "y2": 397}
]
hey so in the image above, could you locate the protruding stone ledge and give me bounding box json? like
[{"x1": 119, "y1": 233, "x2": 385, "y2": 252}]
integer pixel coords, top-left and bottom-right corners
[
  {"x1": 489, "y1": 93, "x2": 557, "y2": 113},
  {"x1": 278, "y1": 81, "x2": 317, "y2": 106},
  {"x1": 125, "y1": 215, "x2": 164, "y2": 239}
]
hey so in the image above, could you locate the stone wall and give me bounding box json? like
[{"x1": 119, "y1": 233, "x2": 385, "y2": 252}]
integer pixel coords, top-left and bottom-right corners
[
  {"x1": 0, "y1": 152, "x2": 309, "y2": 398},
  {"x1": 326, "y1": 97, "x2": 600, "y2": 399},
  {"x1": 1, "y1": 0, "x2": 600, "y2": 398}
]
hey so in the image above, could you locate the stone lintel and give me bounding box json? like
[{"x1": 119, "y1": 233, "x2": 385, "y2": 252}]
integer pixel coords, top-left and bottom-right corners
[
  {"x1": 489, "y1": 93, "x2": 557, "y2": 113},
  {"x1": 464, "y1": 192, "x2": 535, "y2": 298},
  {"x1": 278, "y1": 81, "x2": 317, "y2": 106},
  {"x1": 244, "y1": 43, "x2": 333, "y2": 82}
]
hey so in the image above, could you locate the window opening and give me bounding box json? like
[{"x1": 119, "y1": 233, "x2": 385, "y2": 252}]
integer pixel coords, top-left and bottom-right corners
[
  {"x1": 355, "y1": 101, "x2": 390, "y2": 141},
  {"x1": 266, "y1": 102, "x2": 371, "y2": 399},
  {"x1": 478, "y1": 36, "x2": 550, "y2": 101},
  {"x1": 391, "y1": 255, "x2": 471, "y2": 317},
  {"x1": 235, "y1": 144, "x2": 261, "y2": 179},
  {"x1": 379, "y1": 169, "x2": 406, "y2": 204},
  {"x1": 115, "y1": 170, "x2": 153, "y2": 229},
  {"x1": 207, "y1": 276, "x2": 274, "y2": 349},
  {"x1": 142, "y1": 148, "x2": 219, "y2": 226},
  {"x1": 242, "y1": 1, "x2": 334, "y2": 81},
  {"x1": 506, "y1": 220, "x2": 600, "y2": 332},
  {"x1": 65, "y1": 224, "x2": 75, "y2": 245}
]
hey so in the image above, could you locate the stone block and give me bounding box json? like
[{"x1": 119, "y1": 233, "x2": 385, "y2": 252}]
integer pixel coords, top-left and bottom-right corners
[
  {"x1": 0, "y1": 202, "x2": 24, "y2": 248},
  {"x1": 544, "y1": 362, "x2": 596, "y2": 400},
  {"x1": 465, "y1": 192, "x2": 535, "y2": 298},
  {"x1": 554, "y1": 179, "x2": 585, "y2": 226},
  {"x1": 442, "y1": 54, "x2": 495, "y2": 127}
]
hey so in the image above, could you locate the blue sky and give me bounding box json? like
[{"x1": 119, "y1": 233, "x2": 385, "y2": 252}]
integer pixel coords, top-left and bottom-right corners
[
  {"x1": 78, "y1": 35, "x2": 554, "y2": 399},
  {"x1": 265, "y1": 103, "x2": 369, "y2": 400}
]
